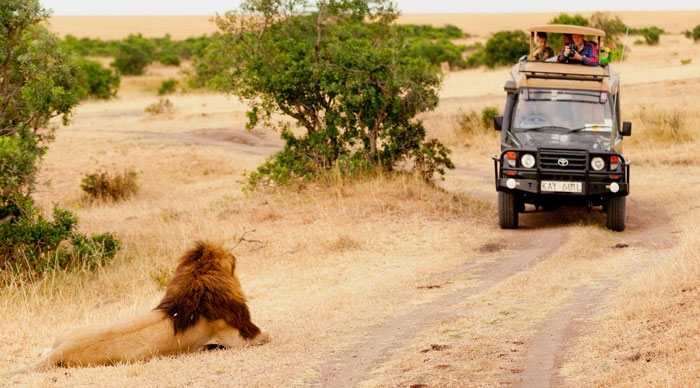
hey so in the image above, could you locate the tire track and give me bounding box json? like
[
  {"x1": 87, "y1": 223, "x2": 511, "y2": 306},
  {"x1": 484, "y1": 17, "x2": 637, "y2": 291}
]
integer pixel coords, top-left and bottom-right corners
[
  {"x1": 512, "y1": 199, "x2": 675, "y2": 388},
  {"x1": 314, "y1": 228, "x2": 569, "y2": 388}
]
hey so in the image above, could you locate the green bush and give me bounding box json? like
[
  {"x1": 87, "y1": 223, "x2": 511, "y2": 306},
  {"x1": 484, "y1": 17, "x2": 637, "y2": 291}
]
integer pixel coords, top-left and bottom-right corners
[
  {"x1": 111, "y1": 34, "x2": 156, "y2": 75},
  {"x1": 1, "y1": 0, "x2": 121, "y2": 281},
  {"x1": 61, "y1": 35, "x2": 119, "y2": 56},
  {"x1": 396, "y1": 24, "x2": 465, "y2": 39},
  {"x1": 69, "y1": 232, "x2": 121, "y2": 270},
  {"x1": 406, "y1": 38, "x2": 466, "y2": 69},
  {"x1": 589, "y1": 12, "x2": 627, "y2": 47},
  {"x1": 1, "y1": 206, "x2": 76, "y2": 275},
  {"x1": 80, "y1": 169, "x2": 139, "y2": 202},
  {"x1": 480, "y1": 30, "x2": 529, "y2": 68},
  {"x1": 640, "y1": 27, "x2": 662, "y2": 45},
  {"x1": 684, "y1": 25, "x2": 700, "y2": 41},
  {"x1": 74, "y1": 57, "x2": 120, "y2": 99},
  {"x1": 550, "y1": 13, "x2": 588, "y2": 27},
  {"x1": 158, "y1": 49, "x2": 181, "y2": 66},
  {"x1": 548, "y1": 13, "x2": 589, "y2": 51},
  {"x1": 0, "y1": 208, "x2": 121, "y2": 277},
  {"x1": 157, "y1": 78, "x2": 178, "y2": 95},
  {"x1": 481, "y1": 107, "x2": 499, "y2": 127}
]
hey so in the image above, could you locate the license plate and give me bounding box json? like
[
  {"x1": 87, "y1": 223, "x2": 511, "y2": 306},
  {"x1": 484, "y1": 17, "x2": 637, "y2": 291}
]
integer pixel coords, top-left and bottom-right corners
[{"x1": 540, "y1": 181, "x2": 582, "y2": 193}]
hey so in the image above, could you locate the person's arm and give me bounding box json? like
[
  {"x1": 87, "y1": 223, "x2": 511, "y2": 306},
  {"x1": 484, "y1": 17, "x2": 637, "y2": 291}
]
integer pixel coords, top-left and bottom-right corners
[
  {"x1": 580, "y1": 43, "x2": 599, "y2": 66},
  {"x1": 557, "y1": 47, "x2": 566, "y2": 63}
]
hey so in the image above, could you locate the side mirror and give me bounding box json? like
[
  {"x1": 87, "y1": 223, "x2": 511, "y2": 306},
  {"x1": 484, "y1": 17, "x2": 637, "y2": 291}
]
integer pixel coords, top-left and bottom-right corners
[
  {"x1": 621, "y1": 121, "x2": 632, "y2": 136},
  {"x1": 494, "y1": 115, "x2": 503, "y2": 131}
]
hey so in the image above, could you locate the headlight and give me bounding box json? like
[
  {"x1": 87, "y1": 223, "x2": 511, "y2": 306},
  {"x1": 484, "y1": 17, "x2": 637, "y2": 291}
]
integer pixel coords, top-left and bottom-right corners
[
  {"x1": 521, "y1": 154, "x2": 535, "y2": 168},
  {"x1": 591, "y1": 157, "x2": 605, "y2": 171}
]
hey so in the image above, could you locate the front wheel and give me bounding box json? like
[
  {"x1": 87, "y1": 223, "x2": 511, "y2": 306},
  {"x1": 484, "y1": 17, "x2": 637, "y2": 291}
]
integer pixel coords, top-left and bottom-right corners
[
  {"x1": 498, "y1": 191, "x2": 519, "y2": 229},
  {"x1": 606, "y1": 196, "x2": 626, "y2": 231}
]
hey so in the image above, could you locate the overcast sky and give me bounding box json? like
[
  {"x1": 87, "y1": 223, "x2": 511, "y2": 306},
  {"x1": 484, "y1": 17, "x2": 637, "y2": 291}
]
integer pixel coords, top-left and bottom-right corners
[{"x1": 42, "y1": 0, "x2": 700, "y2": 15}]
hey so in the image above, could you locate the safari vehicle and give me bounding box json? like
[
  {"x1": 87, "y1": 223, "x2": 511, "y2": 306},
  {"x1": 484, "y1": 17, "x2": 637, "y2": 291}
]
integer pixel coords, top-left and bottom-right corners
[{"x1": 492, "y1": 25, "x2": 632, "y2": 231}]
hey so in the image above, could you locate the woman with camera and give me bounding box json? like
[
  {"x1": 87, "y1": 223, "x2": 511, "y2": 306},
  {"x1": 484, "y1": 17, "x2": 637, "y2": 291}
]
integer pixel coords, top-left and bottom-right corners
[{"x1": 557, "y1": 33, "x2": 599, "y2": 66}]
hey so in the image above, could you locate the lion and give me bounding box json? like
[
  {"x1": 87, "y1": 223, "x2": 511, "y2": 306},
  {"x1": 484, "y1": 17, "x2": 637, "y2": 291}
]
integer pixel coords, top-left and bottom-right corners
[{"x1": 10, "y1": 241, "x2": 269, "y2": 373}]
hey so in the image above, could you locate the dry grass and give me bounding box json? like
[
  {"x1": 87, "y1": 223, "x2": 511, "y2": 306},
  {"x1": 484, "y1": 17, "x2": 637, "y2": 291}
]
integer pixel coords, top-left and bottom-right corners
[
  {"x1": 561, "y1": 216, "x2": 700, "y2": 387},
  {"x1": 3, "y1": 11, "x2": 700, "y2": 388}
]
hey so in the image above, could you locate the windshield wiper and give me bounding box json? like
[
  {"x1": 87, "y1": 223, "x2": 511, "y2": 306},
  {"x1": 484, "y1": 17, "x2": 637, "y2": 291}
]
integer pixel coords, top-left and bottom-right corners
[
  {"x1": 515, "y1": 125, "x2": 570, "y2": 132},
  {"x1": 566, "y1": 126, "x2": 611, "y2": 133}
]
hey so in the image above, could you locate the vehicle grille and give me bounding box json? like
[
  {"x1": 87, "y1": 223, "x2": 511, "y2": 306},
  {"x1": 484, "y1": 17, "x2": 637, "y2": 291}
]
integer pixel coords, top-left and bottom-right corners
[{"x1": 538, "y1": 148, "x2": 587, "y2": 171}]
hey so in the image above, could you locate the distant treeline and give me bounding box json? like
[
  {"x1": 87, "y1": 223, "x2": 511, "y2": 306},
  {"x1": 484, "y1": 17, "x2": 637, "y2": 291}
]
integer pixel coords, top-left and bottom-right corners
[{"x1": 60, "y1": 17, "x2": 700, "y2": 86}]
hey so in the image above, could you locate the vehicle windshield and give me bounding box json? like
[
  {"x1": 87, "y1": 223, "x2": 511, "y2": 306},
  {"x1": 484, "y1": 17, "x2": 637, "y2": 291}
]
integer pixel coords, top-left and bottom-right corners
[
  {"x1": 510, "y1": 89, "x2": 615, "y2": 150},
  {"x1": 512, "y1": 89, "x2": 613, "y2": 132}
]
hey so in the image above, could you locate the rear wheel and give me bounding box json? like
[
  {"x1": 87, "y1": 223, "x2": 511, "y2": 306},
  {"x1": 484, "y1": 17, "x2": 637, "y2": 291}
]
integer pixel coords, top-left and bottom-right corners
[
  {"x1": 499, "y1": 191, "x2": 519, "y2": 229},
  {"x1": 606, "y1": 196, "x2": 626, "y2": 231}
]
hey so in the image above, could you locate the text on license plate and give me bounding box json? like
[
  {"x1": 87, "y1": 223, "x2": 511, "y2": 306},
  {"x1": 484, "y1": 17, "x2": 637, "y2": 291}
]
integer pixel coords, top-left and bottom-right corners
[{"x1": 540, "y1": 181, "x2": 582, "y2": 193}]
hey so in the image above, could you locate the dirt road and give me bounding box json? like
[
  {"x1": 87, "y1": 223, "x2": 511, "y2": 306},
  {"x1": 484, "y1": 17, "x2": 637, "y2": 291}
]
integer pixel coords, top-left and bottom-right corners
[{"x1": 97, "y1": 120, "x2": 674, "y2": 388}]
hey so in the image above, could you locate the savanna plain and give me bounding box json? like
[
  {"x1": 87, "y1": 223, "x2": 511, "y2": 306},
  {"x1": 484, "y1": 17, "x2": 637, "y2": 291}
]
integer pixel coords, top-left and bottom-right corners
[{"x1": 3, "y1": 10, "x2": 700, "y2": 388}]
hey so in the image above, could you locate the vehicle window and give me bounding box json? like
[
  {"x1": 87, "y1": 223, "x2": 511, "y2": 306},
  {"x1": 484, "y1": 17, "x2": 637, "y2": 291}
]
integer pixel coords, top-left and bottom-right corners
[{"x1": 512, "y1": 89, "x2": 612, "y2": 132}]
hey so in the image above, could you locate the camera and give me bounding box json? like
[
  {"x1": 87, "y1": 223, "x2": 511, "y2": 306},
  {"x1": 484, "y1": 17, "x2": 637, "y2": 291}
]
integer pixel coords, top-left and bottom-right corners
[{"x1": 566, "y1": 43, "x2": 577, "y2": 58}]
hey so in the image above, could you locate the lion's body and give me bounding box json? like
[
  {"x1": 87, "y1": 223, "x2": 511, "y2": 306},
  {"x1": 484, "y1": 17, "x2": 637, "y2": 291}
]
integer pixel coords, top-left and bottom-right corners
[{"x1": 10, "y1": 241, "x2": 269, "y2": 373}]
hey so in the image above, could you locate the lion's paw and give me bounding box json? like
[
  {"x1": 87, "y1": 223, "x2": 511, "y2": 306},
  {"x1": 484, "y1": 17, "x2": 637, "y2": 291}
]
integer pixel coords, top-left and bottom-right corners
[{"x1": 252, "y1": 331, "x2": 270, "y2": 345}]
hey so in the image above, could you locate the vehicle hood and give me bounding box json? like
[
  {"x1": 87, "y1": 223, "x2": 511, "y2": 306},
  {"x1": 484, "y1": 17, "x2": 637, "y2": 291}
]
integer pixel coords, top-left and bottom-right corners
[{"x1": 513, "y1": 131, "x2": 612, "y2": 151}]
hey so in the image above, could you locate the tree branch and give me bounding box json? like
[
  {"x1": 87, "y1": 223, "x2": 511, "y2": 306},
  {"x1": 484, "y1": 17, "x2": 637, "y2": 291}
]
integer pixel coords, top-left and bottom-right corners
[
  {"x1": 0, "y1": 215, "x2": 14, "y2": 226},
  {"x1": 231, "y1": 229, "x2": 266, "y2": 250}
]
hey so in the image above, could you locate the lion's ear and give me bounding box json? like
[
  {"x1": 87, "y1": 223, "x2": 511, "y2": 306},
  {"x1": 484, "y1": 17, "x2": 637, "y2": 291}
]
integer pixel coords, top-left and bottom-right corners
[{"x1": 226, "y1": 254, "x2": 236, "y2": 275}]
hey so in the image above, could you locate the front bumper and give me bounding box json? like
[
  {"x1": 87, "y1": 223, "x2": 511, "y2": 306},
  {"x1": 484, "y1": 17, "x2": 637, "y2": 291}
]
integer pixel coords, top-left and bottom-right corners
[{"x1": 492, "y1": 149, "x2": 630, "y2": 197}]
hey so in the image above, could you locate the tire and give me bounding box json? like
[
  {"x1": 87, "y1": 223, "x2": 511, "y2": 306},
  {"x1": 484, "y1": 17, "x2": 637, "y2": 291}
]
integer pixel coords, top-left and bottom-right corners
[
  {"x1": 606, "y1": 196, "x2": 626, "y2": 231},
  {"x1": 498, "y1": 191, "x2": 519, "y2": 229}
]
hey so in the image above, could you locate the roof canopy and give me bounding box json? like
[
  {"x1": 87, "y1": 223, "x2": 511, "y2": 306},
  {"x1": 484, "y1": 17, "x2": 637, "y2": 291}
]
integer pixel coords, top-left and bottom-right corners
[{"x1": 527, "y1": 24, "x2": 606, "y2": 38}]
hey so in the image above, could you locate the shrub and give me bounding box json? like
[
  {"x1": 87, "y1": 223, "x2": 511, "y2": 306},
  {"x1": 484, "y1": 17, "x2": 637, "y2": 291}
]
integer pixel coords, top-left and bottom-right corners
[
  {"x1": 458, "y1": 108, "x2": 499, "y2": 136},
  {"x1": 481, "y1": 107, "x2": 499, "y2": 128},
  {"x1": 589, "y1": 12, "x2": 627, "y2": 47},
  {"x1": 158, "y1": 49, "x2": 181, "y2": 66},
  {"x1": 61, "y1": 35, "x2": 119, "y2": 57},
  {"x1": 548, "y1": 13, "x2": 589, "y2": 52},
  {"x1": 145, "y1": 98, "x2": 175, "y2": 115},
  {"x1": 681, "y1": 58, "x2": 692, "y2": 65},
  {"x1": 396, "y1": 24, "x2": 465, "y2": 39},
  {"x1": 74, "y1": 57, "x2": 120, "y2": 99},
  {"x1": 80, "y1": 169, "x2": 139, "y2": 202},
  {"x1": 406, "y1": 38, "x2": 466, "y2": 69},
  {"x1": 111, "y1": 34, "x2": 155, "y2": 75},
  {"x1": 0, "y1": 0, "x2": 120, "y2": 280},
  {"x1": 684, "y1": 25, "x2": 700, "y2": 41},
  {"x1": 550, "y1": 13, "x2": 589, "y2": 27},
  {"x1": 157, "y1": 78, "x2": 178, "y2": 95},
  {"x1": 69, "y1": 232, "x2": 121, "y2": 270},
  {"x1": 635, "y1": 26, "x2": 662, "y2": 45},
  {"x1": 480, "y1": 30, "x2": 529, "y2": 68}
]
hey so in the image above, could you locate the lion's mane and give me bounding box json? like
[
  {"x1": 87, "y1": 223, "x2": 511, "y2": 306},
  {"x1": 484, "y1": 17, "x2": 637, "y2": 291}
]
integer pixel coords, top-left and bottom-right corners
[{"x1": 155, "y1": 241, "x2": 261, "y2": 339}]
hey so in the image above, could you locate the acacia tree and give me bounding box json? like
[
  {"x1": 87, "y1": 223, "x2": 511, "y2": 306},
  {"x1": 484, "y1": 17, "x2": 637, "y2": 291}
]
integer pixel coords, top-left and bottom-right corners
[{"x1": 197, "y1": 0, "x2": 453, "y2": 186}]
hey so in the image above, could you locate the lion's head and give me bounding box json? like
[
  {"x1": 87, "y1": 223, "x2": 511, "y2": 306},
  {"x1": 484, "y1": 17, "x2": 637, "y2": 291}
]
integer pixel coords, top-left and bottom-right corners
[{"x1": 154, "y1": 241, "x2": 261, "y2": 339}]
